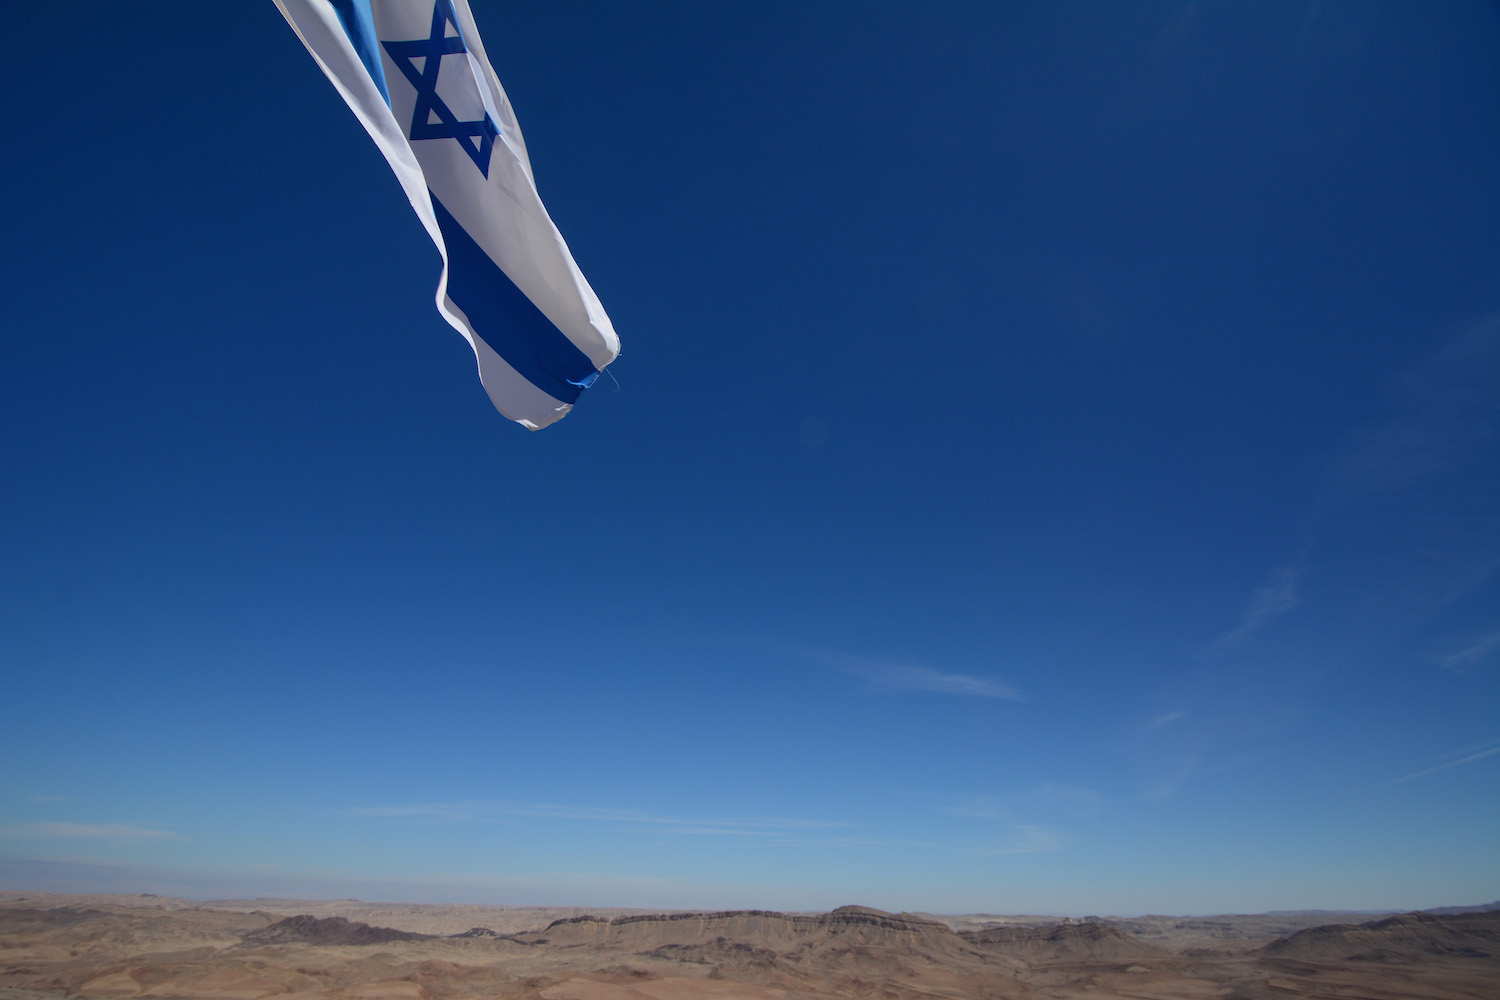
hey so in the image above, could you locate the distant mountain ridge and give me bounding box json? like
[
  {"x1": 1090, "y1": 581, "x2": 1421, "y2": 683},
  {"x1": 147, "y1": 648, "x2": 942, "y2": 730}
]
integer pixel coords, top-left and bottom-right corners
[
  {"x1": 1424, "y1": 901, "x2": 1500, "y2": 915},
  {"x1": 4, "y1": 893, "x2": 1498, "y2": 1000},
  {"x1": 230, "y1": 902, "x2": 1500, "y2": 968},
  {"x1": 1262, "y1": 910, "x2": 1500, "y2": 961},
  {"x1": 513, "y1": 903, "x2": 1160, "y2": 975}
]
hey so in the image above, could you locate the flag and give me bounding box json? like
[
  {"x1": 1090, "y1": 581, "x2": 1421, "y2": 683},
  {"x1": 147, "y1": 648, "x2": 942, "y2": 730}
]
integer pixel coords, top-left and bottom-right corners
[{"x1": 274, "y1": 0, "x2": 619, "y2": 429}]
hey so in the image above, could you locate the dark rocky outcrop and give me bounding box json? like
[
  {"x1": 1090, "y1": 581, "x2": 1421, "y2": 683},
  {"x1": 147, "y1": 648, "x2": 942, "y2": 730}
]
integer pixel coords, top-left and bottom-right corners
[
  {"x1": 530, "y1": 905, "x2": 956, "y2": 948},
  {"x1": 962, "y1": 920, "x2": 1167, "y2": 961},
  {"x1": 242, "y1": 914, "x2": 430, "y2": 947}
]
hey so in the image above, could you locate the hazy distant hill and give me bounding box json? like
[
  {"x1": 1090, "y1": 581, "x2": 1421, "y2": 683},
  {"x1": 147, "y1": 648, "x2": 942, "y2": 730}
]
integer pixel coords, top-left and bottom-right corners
[{"x1": 1425, "y1": 900, "x2": 1500, "y2": 915}]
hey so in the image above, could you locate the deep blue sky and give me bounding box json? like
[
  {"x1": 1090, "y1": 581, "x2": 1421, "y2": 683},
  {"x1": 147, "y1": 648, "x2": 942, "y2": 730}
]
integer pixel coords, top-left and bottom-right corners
[{"x1": 2, "y1": 1, "x2": 1497, "y2": 915}]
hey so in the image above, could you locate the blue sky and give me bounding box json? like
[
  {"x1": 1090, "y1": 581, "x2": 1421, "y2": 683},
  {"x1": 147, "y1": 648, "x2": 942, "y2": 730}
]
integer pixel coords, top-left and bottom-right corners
[{"x1": 1, "y1": 0, "x2": 1496, "y2": 916}]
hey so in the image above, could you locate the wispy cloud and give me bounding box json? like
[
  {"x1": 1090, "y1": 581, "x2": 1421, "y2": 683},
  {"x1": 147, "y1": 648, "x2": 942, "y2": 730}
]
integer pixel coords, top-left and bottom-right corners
[
  {"x1": 789, "y1": 835, "x2": 937, "y2": 850},
  {"x1": 825, "y1": 652, "x2": 1023, "y2": 700},
  {"x1": 944, "y1": 798, "x2": 1011, "y2": 822},
  {"x1": 1388, "y1": 741, "x2": 1500, "y2": 785},
  {"x1": 1303, "y1": 321, "x2": 1499, "y2": 618},
  {"x1": 1213, "y1": 565, "x2": 1301, "y2": 651},
  {"x1": 1143, "y1": 754, "x2": 1202, "y2": 802},
  {"x1": 350, "y1": 800, "x2": 979, "y2": 853},
  {"x1": 347, "y1": 800, "x2": 846, "y2": 837},
  {"x1": 938, "y1": 786, "x2": 1095, "y2": 856},
  {"x1": 0, "y1": 821, "x2": 181, "y2": 840},
  {"x1": 977, "y1": 825, "x2": 1062, "y2": 856},
  {"x1": 1442, "y1": 631, "x2": 1500, "y2": 670},
  {"x1": 1145, "y1": 710, "x2": 1186, "y2": 731},
  {"x1": 1315, "y1": 321, "x2": 1498, "y2": 516},
  {"x1": 1210, "y1": 322, "x2": 1498, "y2": 661},
  {"x1": 940, "y1": 784, "x2": 1103, "y2": 823}
]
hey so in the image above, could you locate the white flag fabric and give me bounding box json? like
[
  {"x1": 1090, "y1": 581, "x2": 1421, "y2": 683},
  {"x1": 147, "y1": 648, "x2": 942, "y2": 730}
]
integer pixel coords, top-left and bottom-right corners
[{"x1": 274, "y1": 0, "x2": 619, "y2": 429}]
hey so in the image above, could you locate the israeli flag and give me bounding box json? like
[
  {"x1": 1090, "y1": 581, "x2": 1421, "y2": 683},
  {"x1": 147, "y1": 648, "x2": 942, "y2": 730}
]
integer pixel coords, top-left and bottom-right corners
[{"x1": 275, "y1": 0, "x2": 619, "y2": 429}]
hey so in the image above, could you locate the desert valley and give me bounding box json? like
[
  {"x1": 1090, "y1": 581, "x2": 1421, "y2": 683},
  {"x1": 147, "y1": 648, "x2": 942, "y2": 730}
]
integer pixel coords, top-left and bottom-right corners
[{"x1": 0, "y1": 892, "x2": 1495, "y2": 1000}]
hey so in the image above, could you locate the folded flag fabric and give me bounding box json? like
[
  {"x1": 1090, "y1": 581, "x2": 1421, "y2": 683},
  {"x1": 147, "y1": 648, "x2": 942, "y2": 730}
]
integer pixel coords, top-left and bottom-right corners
[{"x1": 274, "y1": 0, "x2": 620, "y2": 429}]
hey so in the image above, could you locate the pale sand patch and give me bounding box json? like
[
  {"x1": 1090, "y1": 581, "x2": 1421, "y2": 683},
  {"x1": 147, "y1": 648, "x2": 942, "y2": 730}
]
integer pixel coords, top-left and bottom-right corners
[
  {"x1": 347, "y1": 980, "x2": 425, "y2": 998},
  {"x1": 542, "y1": 978, "x2": 792, "y2": 1000},
  {"x1": 78, "y1": 971, "x2": 141, "y2": 997}
]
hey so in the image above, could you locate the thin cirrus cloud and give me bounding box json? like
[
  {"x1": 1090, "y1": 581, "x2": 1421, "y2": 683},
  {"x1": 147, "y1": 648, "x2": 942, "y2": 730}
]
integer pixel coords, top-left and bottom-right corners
[
  {"x1": 1211, "y1": 565, "x2": 1302, "y2": 652},
  {"x1": 0, "y1": 821, "x2": 181, "y2": 840},
  {"x1": 1300, "y1": 323, "x2": 1497, "y2": 623},
  {"x1": 346, "y1": 800, "x2": 847, "y2": 837},
  {"x1": 822, "y1": 652, "x2": 1023, "y2": 700},
  {"x1": 943, "y1": 785, "x2": 1104, "y2": 822},
  {"x1": 1211, "y1": 324, "x2": 1499, "y2": 660},
  {"x1": 1313, "y1": 319, "x2": 1498, "y2": 518},
  {"x1": 1388, "y1": 741, "x2": 1500, "y2": 785},
  {"x1": 1442, "y1": 631, "x2": 1500, "y2": 670},
  {"x1": 976, "y1": 825, "x2": 1062, "y2": 856},
  {"x1": 1145, "y1": 710, "x2": 1186, "y2": 731}
]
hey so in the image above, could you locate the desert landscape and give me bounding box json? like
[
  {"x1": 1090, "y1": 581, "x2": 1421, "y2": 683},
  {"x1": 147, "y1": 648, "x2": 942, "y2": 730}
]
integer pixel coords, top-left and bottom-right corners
[{"x1": 1, "y1": 892, "x2": 1495, "y2": 1000}]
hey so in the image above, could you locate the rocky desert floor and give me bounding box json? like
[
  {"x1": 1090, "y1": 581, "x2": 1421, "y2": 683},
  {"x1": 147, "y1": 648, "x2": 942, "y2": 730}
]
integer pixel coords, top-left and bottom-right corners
[{"x1": 1, "y1": 892, "x2": 1495, "y2": 1000}]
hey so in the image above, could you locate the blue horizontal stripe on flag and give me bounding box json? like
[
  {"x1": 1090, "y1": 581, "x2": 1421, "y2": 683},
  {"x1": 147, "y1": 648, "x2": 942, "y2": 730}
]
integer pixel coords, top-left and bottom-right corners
[{"x1": 431, "y1": 195, "x2": 600, "y2": 403}]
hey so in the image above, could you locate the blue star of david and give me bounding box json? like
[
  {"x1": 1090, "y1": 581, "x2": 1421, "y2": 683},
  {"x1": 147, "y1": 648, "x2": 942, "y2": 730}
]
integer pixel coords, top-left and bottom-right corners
[{"x1": 382, "y1": 1, "x2": 498, "y2": 177}]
